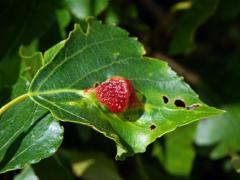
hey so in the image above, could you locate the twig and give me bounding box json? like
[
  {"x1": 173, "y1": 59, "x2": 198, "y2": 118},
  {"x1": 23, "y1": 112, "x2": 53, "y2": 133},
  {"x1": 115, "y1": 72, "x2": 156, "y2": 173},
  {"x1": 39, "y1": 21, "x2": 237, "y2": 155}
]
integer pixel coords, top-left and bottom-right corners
[{"x1": 154, "y1": 52, "x2": 200, "y2": 85}]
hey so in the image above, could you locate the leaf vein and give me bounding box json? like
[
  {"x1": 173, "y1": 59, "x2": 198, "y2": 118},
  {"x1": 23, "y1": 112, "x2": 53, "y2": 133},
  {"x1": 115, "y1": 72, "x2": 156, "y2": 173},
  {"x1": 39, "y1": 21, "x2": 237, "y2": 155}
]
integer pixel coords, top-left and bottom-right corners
[
  {"x1": 36, "y1": 37, "x2": 125, "y2": 91},
  {"x1": 0, "y1": 104, "x2": 38, "y2": 152},
  {"x1": 67, "y1": 57, "x2": 132, "y2": 88}
]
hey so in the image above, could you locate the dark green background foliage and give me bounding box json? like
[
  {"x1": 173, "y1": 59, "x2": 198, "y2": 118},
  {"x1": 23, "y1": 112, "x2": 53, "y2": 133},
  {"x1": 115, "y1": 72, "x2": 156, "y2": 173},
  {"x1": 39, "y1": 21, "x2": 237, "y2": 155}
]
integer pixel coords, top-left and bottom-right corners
[{"x1": 0, "y1": 0, "x2": 240, "y2": 179}]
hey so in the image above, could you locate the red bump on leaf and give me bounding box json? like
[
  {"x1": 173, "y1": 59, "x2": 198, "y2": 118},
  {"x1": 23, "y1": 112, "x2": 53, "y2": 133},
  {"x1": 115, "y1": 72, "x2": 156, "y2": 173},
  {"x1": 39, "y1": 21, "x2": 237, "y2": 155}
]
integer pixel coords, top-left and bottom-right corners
[{"x1": 96, "y1": 77, "x2": 137, "y2": 113}]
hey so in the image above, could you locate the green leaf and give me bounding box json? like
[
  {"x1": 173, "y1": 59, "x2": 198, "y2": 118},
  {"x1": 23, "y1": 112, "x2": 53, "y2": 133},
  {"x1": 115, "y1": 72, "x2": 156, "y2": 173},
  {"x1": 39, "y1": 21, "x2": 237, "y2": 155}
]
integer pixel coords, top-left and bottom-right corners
[
  {"x1": 66, "y1": 0, "x2": 109, "y2": 19},
  {"x1": 0, "y1": 95, "x2": 63, "y2": 173},
  {"x1": 29, "y1": 20, "x2": 223, "y2": 160},
  {"x1": 152, "y1": 142, "x2": 165, "y2": 164},
  {"x1": 63, "y1": 150, "x2": 122, "y2": 180},
  {"x1": 0, "y1": 98, "x2": 63, "y2": 173},
  {"x1": 171, "y1": 1, "x2": 192, "y2": 13},
  {"x1": 165, "y1": 125, "x2": 196, "y2": 176},
  {"x1": 56, "y1": 8, "x2": 72, "y2": 38},
  {"x1": 153, "y1": 125, "x2": 196, "y2": 176},
  {"x1": 19, "y1": 40, "x2": 43, "y2": 81},
  {"x1": 169, "y1": 0, "x2": 219, "y2": 55},
  {"x1": 43, "y1": 40, "x2": 66, "y2": 64},
  {"x1": 33, "y1": 155, "x2": 74, "y2": 180},
  {"x1": 231, "y1": 154, "x2": 240, "y2": 173},
  {"x1": 105, "y1": 9, "x2": 120, "y2": 25},
  {"x1": 0, "y1": 65, "x2": 63, "y2": 174},
  {"x1": 195, "y1": 104, "x2": 240, "y2": 159},
  {"x1": 14, "y1": 166, "x2": 39, "y2": 180}
]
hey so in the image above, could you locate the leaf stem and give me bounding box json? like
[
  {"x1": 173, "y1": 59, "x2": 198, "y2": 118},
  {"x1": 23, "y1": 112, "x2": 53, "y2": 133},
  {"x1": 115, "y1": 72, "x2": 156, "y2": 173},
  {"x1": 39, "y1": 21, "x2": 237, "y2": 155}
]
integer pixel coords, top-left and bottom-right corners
[{"x1": 0, "y1": 93, "x2": 30, "y2": 116}]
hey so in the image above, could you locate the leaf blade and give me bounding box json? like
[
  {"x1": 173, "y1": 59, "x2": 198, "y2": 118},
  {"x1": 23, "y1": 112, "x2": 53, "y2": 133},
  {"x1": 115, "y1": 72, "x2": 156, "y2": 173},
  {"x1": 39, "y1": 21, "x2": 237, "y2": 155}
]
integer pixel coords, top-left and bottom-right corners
[
  {"x1": 0, "y1": 45, "x2": 63, "y2": 173},
  {"x1": 29, "y1": 20, "x2": 223, "y2": 159}
]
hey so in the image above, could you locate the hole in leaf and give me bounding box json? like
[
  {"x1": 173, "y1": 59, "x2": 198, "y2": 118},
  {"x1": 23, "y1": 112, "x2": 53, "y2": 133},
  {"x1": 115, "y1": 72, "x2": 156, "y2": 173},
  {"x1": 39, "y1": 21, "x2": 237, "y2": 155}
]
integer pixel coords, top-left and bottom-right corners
[
  {"x1": 174, "y1": 99, "x2": 186, "y2": 108},
  {"x1": 150, "y1": 124, "x2": 156, "y2": 130},
  {"x1": 186, "y1": 104, "x2": 200, "y2": 110},
  {"x1": 162, "y1": 96, "x2": 169, "y2": 104}
]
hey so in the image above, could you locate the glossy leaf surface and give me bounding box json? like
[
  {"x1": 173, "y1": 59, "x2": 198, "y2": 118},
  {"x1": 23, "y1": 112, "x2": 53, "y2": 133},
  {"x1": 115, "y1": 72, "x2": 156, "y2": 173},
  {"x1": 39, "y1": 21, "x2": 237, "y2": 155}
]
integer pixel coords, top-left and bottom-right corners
[{"x1": 29, "y1": 20, "x2": 222, "y2": 159}]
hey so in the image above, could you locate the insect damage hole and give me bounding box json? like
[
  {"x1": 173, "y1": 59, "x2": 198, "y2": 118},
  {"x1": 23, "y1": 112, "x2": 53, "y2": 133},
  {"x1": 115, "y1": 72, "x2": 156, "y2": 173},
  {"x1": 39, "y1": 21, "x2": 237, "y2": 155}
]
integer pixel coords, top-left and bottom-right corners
[
  {"x1": 186, "y1": 104, "x2": 200, "y2": 110},
  {"x1": 150, "y1": 124, "x2": 156, "y2": 130},
  {"x1": 174, "y1": 99, "x2": 186, "y2": 108},
  {"x1": 162, "y1": 96, "x2": 169, "y2": 104}
]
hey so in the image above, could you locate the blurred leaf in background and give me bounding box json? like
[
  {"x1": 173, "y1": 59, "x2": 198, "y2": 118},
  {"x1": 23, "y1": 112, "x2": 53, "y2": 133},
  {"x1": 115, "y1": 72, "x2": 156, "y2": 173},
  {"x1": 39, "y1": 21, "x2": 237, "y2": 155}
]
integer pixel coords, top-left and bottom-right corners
[
  {"x1": 14, "y1": 166, "x2": 38, "y2": 180},
  {"x1": 153, "y1": 124, "x2": 196, "y2": 177},
  {"x1": 169, "y1": 0, "x2": 219, "y2": 55},
  {"x1": 63, "y1": 150, "x2": 122, "y2": 180},
  {"x1": 66, "y1": 0, "x2": 109, "y2": 20},
  {"x1": 195, "y1": 104, "x2": 240, "y2": 159}
]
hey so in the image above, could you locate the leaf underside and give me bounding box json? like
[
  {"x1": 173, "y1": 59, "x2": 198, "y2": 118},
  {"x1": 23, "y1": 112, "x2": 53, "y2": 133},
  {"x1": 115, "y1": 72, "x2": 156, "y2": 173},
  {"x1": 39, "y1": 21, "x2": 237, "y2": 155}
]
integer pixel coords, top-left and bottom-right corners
[{"x1": 29, "y1": 19, "x2": 222, "y2": 160}]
